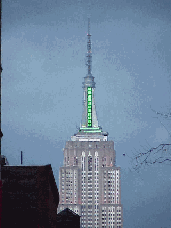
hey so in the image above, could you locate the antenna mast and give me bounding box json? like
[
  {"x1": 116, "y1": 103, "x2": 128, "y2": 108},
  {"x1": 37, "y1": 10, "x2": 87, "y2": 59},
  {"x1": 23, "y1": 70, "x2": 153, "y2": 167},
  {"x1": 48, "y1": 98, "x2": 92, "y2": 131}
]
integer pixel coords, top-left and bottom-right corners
[
  {"x1": 86, "y1": 18, "x2": 92, "y2": 76},
  {"x1": 21, "y1": 151, "x2": 23, "y2": 165}
]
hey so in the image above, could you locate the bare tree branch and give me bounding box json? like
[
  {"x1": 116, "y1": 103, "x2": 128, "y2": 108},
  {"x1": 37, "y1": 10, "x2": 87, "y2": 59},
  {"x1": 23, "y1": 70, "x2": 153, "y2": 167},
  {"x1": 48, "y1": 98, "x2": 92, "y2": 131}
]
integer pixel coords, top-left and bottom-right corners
[
  {"x1": 150, "y1": 106, "x2": 171, "y2": 119},
  {"x1": 123, "y1": 106, "x2": 171, "y2": 171},
  {"x1": 128, "y1": 142, "x2": 171, "y2": 171},
  {"x1": 150, "y1": 106, "x2": 171, "y2": 137}
]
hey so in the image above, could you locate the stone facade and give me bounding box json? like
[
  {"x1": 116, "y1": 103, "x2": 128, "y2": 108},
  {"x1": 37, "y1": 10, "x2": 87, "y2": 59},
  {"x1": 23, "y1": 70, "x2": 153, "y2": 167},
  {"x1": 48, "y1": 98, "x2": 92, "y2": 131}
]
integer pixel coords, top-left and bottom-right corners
[{"x1": 57, "y1": 139, "x2": 123, "y2": 228}]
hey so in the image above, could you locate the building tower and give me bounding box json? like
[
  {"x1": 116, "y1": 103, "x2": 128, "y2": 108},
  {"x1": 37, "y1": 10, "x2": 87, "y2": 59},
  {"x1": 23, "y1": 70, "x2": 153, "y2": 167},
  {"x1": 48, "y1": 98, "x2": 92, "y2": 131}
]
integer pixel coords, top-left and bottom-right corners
[{"x1": 57, "y1": 19, "x2": 123, "y2": 228}]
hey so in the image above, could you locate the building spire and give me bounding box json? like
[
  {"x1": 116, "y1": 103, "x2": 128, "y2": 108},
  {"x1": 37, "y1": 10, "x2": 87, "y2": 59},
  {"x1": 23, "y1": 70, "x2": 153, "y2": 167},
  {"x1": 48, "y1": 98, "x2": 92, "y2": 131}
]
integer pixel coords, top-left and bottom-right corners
[
  {"x1": 86, "y1": 18, "x2": 93, "y2": 77},
  {"x1": 83, "y1": 18, "x2": 95, "y2": 88},
  {"x1": 71, "y1": 18, "x2": 108, "y2": 140},
  {"x1": 80, "y1": 19, "x2": 100, "y2": 132},
  {"x1": 88, "y1": 17, "x2": 90, "y2": 36}
]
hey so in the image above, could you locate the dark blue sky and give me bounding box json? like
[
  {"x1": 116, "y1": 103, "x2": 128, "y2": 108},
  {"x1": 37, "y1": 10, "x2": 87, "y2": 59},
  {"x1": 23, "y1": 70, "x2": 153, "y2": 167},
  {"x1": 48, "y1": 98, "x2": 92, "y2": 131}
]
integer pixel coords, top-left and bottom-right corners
[{"x1": 2, "y1": 0, "x2": 171, "y2": 227}]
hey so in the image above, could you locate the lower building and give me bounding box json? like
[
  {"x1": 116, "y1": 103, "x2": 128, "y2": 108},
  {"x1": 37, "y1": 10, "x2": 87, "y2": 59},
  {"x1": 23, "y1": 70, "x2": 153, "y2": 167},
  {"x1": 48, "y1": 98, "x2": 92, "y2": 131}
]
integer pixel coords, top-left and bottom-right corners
[
  {"x1": 1, "y1": 164, "x2": 59, "y2": 228},
  {"x1": 56, "y1": 207, "x2": 80, "y2": 227}
]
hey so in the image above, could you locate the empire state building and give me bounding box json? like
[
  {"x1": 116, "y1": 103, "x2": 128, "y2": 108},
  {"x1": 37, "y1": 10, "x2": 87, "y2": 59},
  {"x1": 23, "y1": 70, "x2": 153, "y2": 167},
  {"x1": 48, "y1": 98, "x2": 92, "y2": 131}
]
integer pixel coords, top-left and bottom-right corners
[{"x1": 57, "y1": 19, "x2": 123, "y2": 228}]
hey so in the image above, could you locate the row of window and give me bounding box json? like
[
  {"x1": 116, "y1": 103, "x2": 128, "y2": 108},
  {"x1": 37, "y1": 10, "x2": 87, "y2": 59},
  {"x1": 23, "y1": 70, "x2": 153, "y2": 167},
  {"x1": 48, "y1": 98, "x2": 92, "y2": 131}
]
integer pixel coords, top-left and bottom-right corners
[
  {"x1": 102, "y1": 207, "x2": 121, "y2": 211},
  {"x1": 106, "y1": 176, "x2": 119, "y2": 180},
  {"x1": 65, "y1": 142, "x2": 111, "y2": 147},
  {"x1": 104, "y1": 170, "x2": 119, "y2": 173}
]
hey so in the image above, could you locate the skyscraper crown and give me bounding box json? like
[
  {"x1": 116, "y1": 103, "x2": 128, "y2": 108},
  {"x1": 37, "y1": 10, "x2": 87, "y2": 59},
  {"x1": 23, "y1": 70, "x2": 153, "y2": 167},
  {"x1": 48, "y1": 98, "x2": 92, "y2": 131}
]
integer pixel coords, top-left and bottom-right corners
[{"x1": 71, "y1": 19, "x2": 108, "y2": 141}]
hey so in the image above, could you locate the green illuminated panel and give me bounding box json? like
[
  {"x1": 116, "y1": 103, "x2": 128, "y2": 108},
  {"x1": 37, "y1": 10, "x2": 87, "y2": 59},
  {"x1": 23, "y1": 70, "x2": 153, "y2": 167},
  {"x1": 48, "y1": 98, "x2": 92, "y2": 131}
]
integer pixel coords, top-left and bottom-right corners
[
  {"x1": 88, "y1": 95, "x2": 91, "y2": 101},
  {"x1": 84, "y1": 130, "x2": 102, "y2": 133},
  {"x1": 87, "y1": 87, "x2": 92, "y2": 127},
  {"x1": 80, "y1": 127, "x2": 100, "y2": 130}
]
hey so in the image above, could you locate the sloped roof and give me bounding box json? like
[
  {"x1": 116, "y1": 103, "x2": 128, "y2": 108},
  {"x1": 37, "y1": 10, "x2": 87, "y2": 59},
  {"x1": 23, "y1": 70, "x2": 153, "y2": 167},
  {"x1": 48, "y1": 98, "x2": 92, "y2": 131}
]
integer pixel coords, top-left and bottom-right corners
[
  {"x1": 57, "y1": 208, "x2": 80, "y2": 218},
  {"x1": 2, "y1": 164, "x2": 59, "y2": 206}
]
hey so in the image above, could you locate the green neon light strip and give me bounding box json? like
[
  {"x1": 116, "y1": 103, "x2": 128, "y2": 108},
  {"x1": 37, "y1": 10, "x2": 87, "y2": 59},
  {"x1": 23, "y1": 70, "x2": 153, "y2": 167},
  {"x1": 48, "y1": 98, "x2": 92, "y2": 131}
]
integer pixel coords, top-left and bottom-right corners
[
  {"x1": 82, "y1": 130, "x2": 102, "y2": 133},
  {"x1": 87, "y1": 87, "x2": 92, "y2": 127},
  {"x1": 80, "y1": 127, "x2": 100, "y2": 130}
]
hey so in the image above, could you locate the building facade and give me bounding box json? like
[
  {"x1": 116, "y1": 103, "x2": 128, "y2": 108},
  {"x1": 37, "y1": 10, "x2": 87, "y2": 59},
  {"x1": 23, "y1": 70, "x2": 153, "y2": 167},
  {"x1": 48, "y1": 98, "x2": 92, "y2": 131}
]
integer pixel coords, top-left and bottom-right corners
[{"x1": 57, "y1": 19, "x2": 123, "y2": 228}]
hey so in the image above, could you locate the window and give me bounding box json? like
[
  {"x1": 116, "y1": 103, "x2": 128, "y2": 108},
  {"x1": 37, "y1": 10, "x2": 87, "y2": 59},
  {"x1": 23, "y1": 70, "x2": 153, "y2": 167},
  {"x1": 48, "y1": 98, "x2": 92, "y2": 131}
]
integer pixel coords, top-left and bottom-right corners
[
  {"x1": 102, "y1": 157, "x2": 106, "y2": 167},
  {"x1": 74, "y1": 156, "x2": 78, "y2": 166},
  {"x1": 88, "y1": 156, "x2": 92, "y2": 171}
]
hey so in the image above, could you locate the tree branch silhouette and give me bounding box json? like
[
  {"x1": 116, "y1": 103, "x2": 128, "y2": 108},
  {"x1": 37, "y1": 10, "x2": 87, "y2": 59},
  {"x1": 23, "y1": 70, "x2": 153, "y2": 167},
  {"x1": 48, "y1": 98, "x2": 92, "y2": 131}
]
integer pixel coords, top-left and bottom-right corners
[{"x1": 123, "y1": 107, "x2": 171, "y2": 171}]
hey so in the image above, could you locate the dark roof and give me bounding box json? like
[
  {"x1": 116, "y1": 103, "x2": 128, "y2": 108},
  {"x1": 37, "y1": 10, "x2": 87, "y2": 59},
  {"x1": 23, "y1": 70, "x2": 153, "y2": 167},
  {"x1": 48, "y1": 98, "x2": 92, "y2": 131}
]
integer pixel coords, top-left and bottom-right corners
[
  {"x1": 57, "y1": 208, "x2": 80, "y2": 218},
  {"x1": 2, "y1": 164, "x2": 59, "y2": 206}
]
